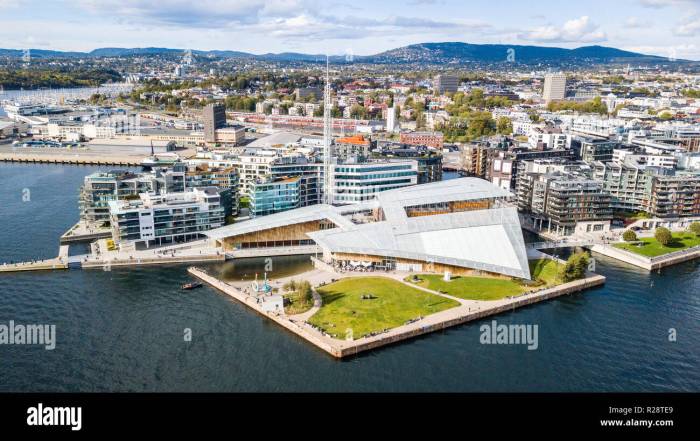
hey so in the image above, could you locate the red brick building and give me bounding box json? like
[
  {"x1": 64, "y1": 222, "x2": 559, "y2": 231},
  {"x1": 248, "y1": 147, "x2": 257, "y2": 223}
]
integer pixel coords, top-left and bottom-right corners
[{"x1": 400, "y1": 131, "x2": 445, "y2": 149}]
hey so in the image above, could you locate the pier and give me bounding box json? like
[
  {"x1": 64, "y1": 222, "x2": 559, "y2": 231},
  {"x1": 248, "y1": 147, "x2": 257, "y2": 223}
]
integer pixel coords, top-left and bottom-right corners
[
  {"x1": 0, "y1": 245, "x2": 69, "y2": 273},
  {"x1": 0, "y1": 152, "x2": 140, "y2": 167},
  {"x1": 188, "y1": 266, "x2": 606, "y2": 358}
]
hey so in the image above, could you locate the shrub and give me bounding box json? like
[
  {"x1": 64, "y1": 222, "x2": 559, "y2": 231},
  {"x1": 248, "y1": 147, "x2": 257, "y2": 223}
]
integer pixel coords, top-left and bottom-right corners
[
  {"x1": 654, "y1": 227, "x2": 672, "y2": 246},
  {"x1": 622, "y1": 229, "x2": 637, "y2": 242},
  {"x1": 689, "y1": 222, "x2": 700, "y2": 238},
  {"x1": 559, "y1": 251, "x2": 590, "y2": 282}
]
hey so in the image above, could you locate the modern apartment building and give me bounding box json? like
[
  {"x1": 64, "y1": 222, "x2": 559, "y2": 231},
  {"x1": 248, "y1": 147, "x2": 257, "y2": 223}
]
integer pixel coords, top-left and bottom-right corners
[
  {"x1": 517, "y1": 171, "x2": 612, "y2": 235},
  {"x1": 330, "y1": 160, "x2": 419, "y2": 205},
  {"x1": 648, "y1": 174, "x2": 700, "y2": 218},
  {"x1": 592, "y1": 161, "x2": 654, "y2": 212},
  {"x1": 267, "y1": 160, "x2": 322, "y2": 208},
  {"x1": 108, "y1": 187, "x2": 229, "y2": 249},
  {"x1": 79, "y1": 170, "x2": 168, "y2": 225},
  {"x1": 249, "y1": 176, "x2": 302, "y2": 218},
  {"x1": 461, "y1": 142, "x2": 491, "y2": 179},
  {"x1": 185, "y1": 165, "x2": 240, "y2": 216},
  {"x1": 542, "y1": 73, "x2": 567, "y2": 103},
  {"x1": 574, "y1": 137, "x2": 616, "y2": 163},
  {"x1": 490, "y1": 148, "x2": 575, "y2": 190}
]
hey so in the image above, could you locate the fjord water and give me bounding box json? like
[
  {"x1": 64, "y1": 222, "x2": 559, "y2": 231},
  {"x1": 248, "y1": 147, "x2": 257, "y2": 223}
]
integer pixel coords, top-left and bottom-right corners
[{"x1": 1, "y1": 163, "x2": 699, "y2": 392}]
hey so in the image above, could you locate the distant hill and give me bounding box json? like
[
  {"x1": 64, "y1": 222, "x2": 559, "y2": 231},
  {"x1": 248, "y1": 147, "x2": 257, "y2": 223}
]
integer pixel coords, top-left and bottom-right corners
[
  {"x1": 361, "y1": 42, "x2": 670, "y2": 64},
  {"x1": 0, "y1": 42, "x2": 689, "y2": 64}
]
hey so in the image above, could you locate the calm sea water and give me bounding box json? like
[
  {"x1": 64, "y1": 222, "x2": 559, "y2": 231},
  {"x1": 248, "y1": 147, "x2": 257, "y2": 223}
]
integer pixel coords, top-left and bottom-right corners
[{"x1": 0, "y1": 163, "x2": 699, "y2": 392}]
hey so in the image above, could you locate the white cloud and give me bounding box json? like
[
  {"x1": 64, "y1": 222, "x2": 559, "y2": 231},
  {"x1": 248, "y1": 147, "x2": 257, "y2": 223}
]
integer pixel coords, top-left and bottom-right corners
[
  {"x1": 73, "y1": 0, "x2": 491, "y2": 42},
  {"x1": 676, "y1": 15, "x2": 700, "y2": 35},
  {"x1": 0, "y1": 0, "x2": 23, "y2": 7},
  {"x1": 624, "y1": 17, "x2": 652, "y2": 28},
  {"x1": 639, "y1": 0, "x2": 700, "y2": 8},
  {"x1": 519, "y1": 16, "x2": 607, "y2": 43}
]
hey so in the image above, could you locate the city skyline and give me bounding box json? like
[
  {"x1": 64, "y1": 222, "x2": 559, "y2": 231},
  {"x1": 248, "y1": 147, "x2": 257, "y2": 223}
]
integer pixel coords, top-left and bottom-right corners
[{"x1": 1, "y1": 0, "x2": 700, "y2": 59}]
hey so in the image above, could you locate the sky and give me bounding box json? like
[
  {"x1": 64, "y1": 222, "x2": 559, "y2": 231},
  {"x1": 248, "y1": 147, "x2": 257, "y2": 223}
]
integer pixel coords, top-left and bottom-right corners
[{"x1": 1, "y1": 0, "x2": 700, "y2": 59}]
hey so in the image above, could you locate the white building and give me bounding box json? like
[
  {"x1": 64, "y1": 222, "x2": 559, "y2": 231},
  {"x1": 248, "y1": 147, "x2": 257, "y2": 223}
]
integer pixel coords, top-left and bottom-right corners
[
  {"x1": 330, "y1": 159, "x2": 419, "y2": 205},
  {"x1": 205, "y1": 178, "x2": 531, "y2": 280},
  {"x1": 386, "y1": 105, "x2": 397, "y2": 132},
  {"x1": 108, "y1": 187, "x2": 227, "y2": 249},
  {"x1": 542, "y1": 73, "x2": 567, "y2": 103}
]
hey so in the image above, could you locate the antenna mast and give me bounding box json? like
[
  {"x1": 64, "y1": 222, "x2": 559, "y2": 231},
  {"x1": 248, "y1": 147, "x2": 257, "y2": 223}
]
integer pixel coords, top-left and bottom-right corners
[{"x1": 323, "y1": 55, "x2": 332, "y2": 205}]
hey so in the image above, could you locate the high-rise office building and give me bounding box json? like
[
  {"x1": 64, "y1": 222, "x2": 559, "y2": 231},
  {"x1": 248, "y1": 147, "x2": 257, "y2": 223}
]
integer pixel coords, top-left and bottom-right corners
[
  {"x1": 542, "y1": 73, "x2": 567, "y2": 103},
  {"x1": 203, "y1": 103, "x2": 226, "y2": 143},
  {"x1": 434, "y1": 74, "x2": 459, "y2": 94},
  {"x1": 386, "y1": 106, "x2": 397, "y2": 132}
]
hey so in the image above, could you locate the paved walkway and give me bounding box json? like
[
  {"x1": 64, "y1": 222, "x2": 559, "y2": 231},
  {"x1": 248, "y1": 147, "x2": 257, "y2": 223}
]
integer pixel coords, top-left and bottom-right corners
[
  {"x1": 287, "y1": 289, "x2": 322, "y2": 322},
  {"x1": 0, "y1": 245, "x2": 69, "y2": 273}
]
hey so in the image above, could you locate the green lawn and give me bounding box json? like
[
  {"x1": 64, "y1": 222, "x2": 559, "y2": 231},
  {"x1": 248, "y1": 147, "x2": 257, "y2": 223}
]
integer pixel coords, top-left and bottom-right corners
[
  {"x1": 529, "y1": 258, "x2": 564, "y2": 286},
  {"x1": 307, "y1": 277, "x2": 459, "y2": 338},
  {"x1": 407, "y1": 259, "x2": 565, "y2": 301},
  {"x1": 614, "y1": 233, "x2": 700, "y2": 257}
]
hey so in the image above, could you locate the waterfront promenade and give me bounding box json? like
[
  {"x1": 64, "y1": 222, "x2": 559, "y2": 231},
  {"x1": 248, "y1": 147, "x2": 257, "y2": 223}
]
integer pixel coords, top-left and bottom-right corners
[
  {"x1": 81, "y1": 240, "x2": 225, "y2": 269},
  {"x1": 0, "y1": 245, "x2": 69, "y2": 272},
  {"x1": 591, "y1": 244, "x2": 700, "y2": 271},
  {"x1": 188, "y1": 265, "x2": 606, "y2": 358}
]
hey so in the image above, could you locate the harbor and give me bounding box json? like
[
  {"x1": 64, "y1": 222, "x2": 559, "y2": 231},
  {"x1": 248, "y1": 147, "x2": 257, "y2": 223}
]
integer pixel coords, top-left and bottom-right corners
[{"x1": 0, "y1": 162, "x2": 698, "y2": 392}]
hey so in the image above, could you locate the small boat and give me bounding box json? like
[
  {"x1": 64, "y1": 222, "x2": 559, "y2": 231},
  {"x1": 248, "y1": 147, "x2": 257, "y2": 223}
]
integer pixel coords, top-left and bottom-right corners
[{"x1": 181, "y1": 282, "x2": 203, "y2": 290}]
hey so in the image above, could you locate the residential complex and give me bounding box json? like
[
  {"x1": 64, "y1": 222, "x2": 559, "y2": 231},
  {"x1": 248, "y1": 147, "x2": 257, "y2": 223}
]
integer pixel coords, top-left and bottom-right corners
[{"x1": 108, "y1": 187, "x2": 230, "y2": 249}]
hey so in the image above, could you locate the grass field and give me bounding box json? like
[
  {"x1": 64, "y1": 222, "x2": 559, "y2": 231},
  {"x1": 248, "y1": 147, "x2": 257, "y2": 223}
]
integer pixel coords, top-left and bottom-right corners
[
  {"x1": 407, "y1": 259, "x2": 565, "y2": 301},
  {"x1": 614, "y1": 233, "x2": 700, "y2": 257},
  {"x1": 307, "y1": 277, "x2": 459, "y2": 338}
]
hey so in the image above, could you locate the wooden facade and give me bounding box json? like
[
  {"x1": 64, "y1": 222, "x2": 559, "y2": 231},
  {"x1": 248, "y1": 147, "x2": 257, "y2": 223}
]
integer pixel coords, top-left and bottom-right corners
[
  {"x1": 219, "y1": 220, "x2": 334, "y2": 251},
  {"x1": 405, "y1": 199, "x2": 492, "y2": 218},
  {"x1": 331, "y1": 252, "x2": 512, "y2": 279}
]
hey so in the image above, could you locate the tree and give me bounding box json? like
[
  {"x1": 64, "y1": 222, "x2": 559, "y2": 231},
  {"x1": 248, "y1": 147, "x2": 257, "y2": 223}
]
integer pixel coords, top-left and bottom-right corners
[
  {"x1": 688, "y1": 222, "x2": 700, "y2": 237},
  {"x1": 496, "y1": 116, "x2": 513, "y2": 135},
  {"x1": 622, "y1": 230, "x2": 638, "y2": 242},
  {"x1": 559, "y1": 251, "x2": 590, "y2": 282},
  {"x1": 654, "y1": 227, "x2": 672, "y2": 246}
]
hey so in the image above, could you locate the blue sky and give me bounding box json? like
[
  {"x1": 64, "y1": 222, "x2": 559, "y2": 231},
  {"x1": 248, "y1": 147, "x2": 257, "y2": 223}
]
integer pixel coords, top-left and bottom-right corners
[{"x1": 1, "y1": 0, "x2": 699, "y2": 59}]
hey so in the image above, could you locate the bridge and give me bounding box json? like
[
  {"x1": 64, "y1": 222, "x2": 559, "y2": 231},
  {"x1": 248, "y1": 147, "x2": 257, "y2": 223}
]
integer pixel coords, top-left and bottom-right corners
[
  {"x1": 225, "y1": 245, "x2": 321, "y2": 259},
  {"x1": 527, "y1": 240, "x2": 599, "y2": 250}
]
